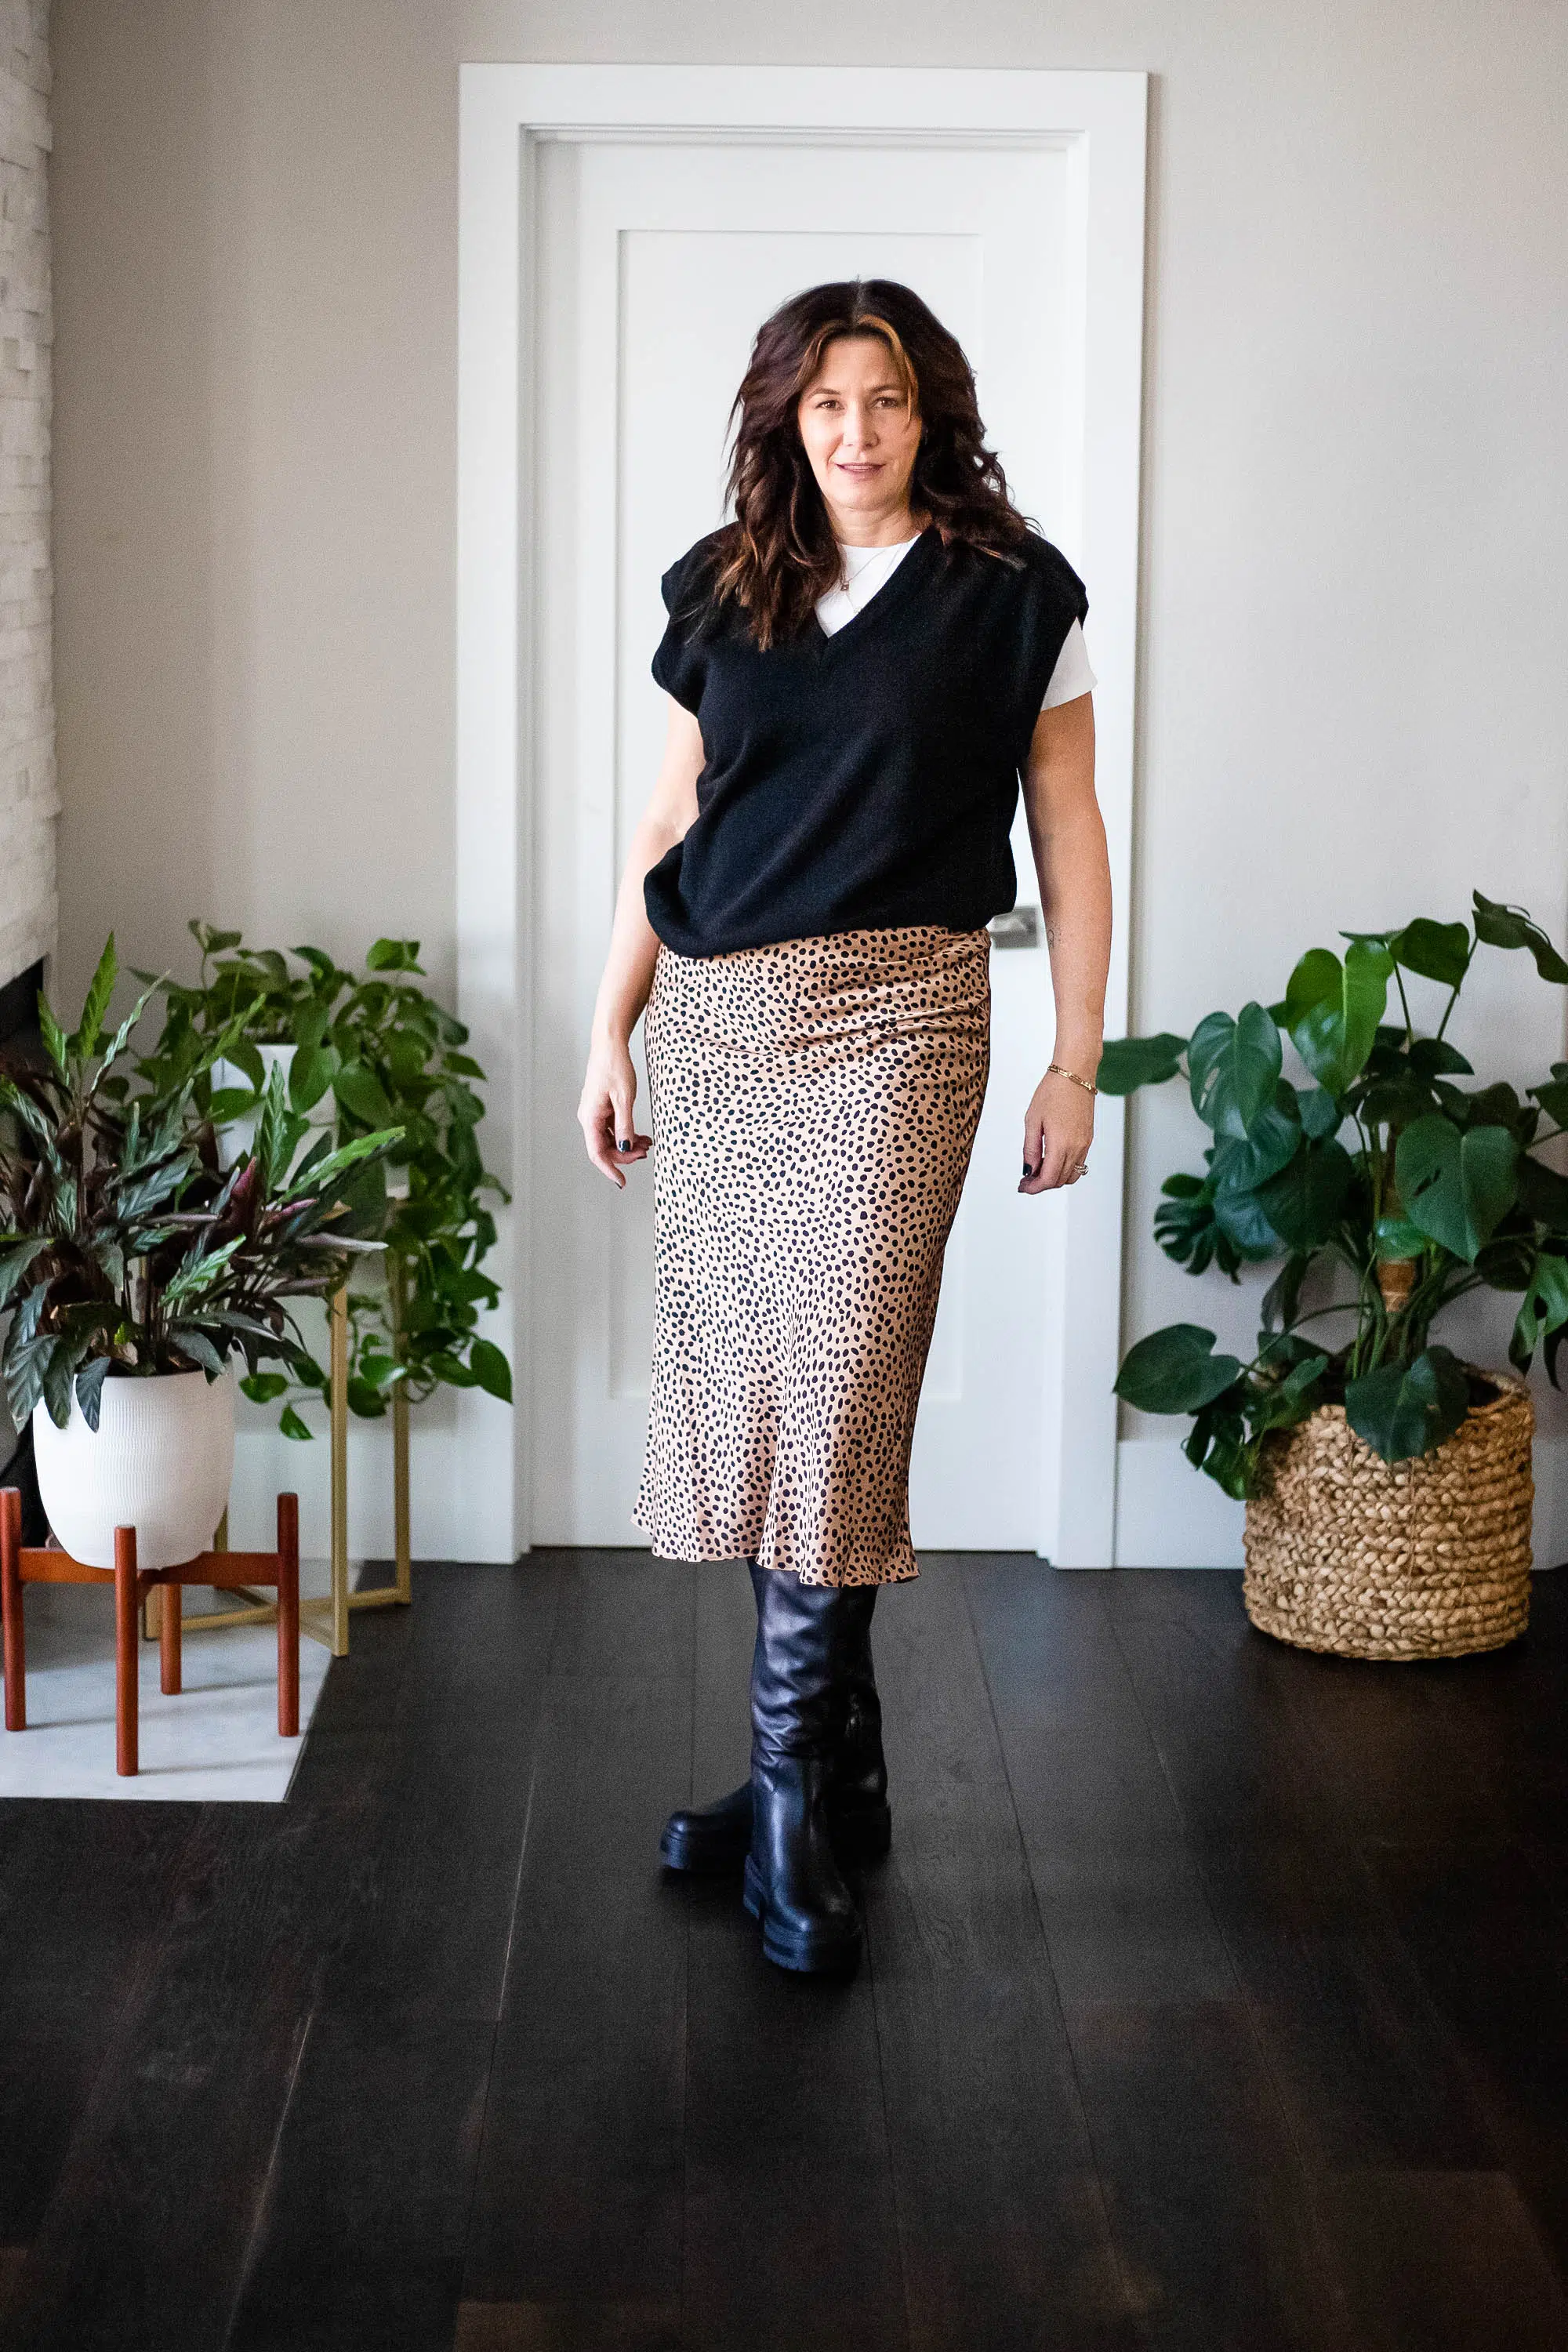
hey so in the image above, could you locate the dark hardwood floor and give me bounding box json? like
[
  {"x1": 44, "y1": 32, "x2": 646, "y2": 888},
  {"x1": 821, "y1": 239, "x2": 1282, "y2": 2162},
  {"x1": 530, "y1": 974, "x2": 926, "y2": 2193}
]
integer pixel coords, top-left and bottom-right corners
[{"x1": 2, "y1": 1555, "x2": 1568, "y2": 2350}]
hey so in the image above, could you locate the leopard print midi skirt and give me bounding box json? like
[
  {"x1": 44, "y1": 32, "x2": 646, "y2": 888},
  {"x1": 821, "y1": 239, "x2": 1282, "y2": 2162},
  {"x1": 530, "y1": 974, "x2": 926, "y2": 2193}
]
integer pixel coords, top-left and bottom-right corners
[{"x1": 633, "y1": 924, "x2": 991, "y2": 1587}]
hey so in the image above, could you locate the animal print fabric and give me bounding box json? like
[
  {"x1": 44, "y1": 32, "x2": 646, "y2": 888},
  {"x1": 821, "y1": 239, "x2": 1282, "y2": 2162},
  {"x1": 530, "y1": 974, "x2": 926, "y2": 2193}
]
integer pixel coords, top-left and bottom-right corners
[{"x1": 633, "y1": 924, "x2": 991, "y2": 1587}]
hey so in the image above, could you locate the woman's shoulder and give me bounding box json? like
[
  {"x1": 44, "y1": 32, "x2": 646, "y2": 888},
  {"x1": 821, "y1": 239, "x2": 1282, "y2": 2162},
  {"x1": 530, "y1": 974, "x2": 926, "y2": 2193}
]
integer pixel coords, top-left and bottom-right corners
[
  {"x1": 941, "y1": 523, "x2": 1087, "y2": 622},
  {"x1": 1009, "y1": 526, "x2": 1089, "y2": 622},
  {"x1": 659, "y1": 525, "x2": 735, "y2": 617}
]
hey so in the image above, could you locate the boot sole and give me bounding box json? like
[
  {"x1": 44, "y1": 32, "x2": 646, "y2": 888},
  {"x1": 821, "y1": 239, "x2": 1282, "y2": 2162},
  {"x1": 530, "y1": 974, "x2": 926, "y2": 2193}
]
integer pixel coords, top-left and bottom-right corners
[
  {"x1": 661, "y1": 1802, "x2": 892, "y2": 1877},
  {"x1": 742, "y1": 1857, "x2": 862, "y2": 1976}
]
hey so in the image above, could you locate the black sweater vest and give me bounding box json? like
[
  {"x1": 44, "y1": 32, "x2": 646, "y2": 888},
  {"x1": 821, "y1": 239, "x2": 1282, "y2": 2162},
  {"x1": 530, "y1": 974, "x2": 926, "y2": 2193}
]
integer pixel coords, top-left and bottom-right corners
[{"x1": 644, "y1": 523, "x2": 1089, "y2": 958}]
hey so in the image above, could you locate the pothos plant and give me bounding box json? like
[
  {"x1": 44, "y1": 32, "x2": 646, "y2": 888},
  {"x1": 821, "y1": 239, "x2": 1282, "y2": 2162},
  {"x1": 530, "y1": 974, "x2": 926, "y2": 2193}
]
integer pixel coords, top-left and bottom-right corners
[
  {"x1": 1102, "y1": 891, "x2": 1568, "y2": 1498},
  {"x1": 0, "y1": 938, "x2": 401, "y2": 1431},
  {"x1": 136, "y1": 924, "x2": 510, "y2": 1437}
]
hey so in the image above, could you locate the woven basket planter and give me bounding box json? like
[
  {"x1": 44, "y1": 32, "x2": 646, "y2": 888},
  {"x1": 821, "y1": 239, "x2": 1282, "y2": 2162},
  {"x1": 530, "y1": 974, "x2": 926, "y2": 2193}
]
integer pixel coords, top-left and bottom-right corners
[{"x1": 1243, "y1": 1370, "x2": 1534, "y2": 1661}]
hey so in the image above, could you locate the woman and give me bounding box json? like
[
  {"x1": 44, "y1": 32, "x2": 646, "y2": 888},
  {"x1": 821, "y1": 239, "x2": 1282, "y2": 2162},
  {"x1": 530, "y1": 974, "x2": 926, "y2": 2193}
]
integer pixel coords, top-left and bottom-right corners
[{"x1": 578, "y1": 279, "x2": 1112, "y2": 1976}]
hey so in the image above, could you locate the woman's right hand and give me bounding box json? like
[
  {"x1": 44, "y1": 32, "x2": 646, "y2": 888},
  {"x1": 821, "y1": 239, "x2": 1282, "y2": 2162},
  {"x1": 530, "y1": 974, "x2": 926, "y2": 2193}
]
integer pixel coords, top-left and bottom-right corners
[{"x1": 578, "y1": 1033, "x2": 652, "y2": 1190}]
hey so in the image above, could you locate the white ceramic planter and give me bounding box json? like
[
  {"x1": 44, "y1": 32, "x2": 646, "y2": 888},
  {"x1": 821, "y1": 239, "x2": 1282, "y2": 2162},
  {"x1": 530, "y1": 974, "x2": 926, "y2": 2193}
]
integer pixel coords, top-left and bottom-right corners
[
  {"x1": 32, "y1": 1368, "x2": 236, "y2": 1570},
  {"x1": 214, "y1": 1042, "x2": 334, "y2": 1171}
]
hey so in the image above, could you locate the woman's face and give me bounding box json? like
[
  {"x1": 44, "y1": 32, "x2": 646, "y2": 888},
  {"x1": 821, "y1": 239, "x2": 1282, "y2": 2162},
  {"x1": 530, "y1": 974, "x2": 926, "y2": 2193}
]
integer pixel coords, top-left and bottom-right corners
[{"x1": 796, "y1": 334, "x2": 922, "y2": 534}]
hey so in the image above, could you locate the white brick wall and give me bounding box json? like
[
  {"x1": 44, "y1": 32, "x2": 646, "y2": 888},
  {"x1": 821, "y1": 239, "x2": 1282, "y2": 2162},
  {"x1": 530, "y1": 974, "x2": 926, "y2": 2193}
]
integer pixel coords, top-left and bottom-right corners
[{"x1": 0, "y1": 0, "x2": 49, "y2": 992}]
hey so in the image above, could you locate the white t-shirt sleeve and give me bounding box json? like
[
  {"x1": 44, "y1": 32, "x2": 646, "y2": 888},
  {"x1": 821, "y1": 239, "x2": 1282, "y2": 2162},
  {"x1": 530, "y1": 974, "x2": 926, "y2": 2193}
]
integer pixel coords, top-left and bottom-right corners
[{"x1": 1040, "y1": 619, "x2": 1096, "y2": 710}]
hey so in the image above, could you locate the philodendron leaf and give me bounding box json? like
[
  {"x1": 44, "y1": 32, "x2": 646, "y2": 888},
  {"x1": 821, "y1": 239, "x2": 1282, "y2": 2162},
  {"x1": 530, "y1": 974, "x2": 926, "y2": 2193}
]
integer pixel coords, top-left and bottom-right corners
[
  {"x1": 1094, "y1": 1033, "x2": 1187, "y2": 1095},
  {"x1": 1283, "y1": 939, "x2": 1393, "y2": 1097},
  {"x1": 1396, "y1": 1116, "x2": 1519, "y2": 1262},
  {"x1": 1386, "y1": 918, "x2": 1471, "y2": 987},
  {"x1": 333, "y1": 1061, "x2": 397, "y2": 1129},
  {"x1": 1210, "y1": 1184, "x2": 1285, "y2": 1261},
  {"x1": 1374, "y1": 1214, "x2": 1428, "y2": 1261},
  {"x1": 469, "y1": 1338, "x2": 513, "y2": 1403},
  {"x1": 278, "y1": 1405, "x2": 314, "y2": 1441},
  {"x1": 1473, "y1": 892, "x2": 1568, "y2": 985},
  {"x1": 289, "y1": 1042, "x2": 337, "y2": 1110},
  {"x1": 1114, "y1": 1323, "x2": 1244, "y2": 1414},
  {"x1": 1187, "y1": 1004, "x2": 1282, "y2": 1139},
  {"x1": 1253, "y1": 1138, "x2": 1355, "y2": 1252},
  {"x1": 1345, "y1": 1344, "x2": 1471, "y2": 1465}
]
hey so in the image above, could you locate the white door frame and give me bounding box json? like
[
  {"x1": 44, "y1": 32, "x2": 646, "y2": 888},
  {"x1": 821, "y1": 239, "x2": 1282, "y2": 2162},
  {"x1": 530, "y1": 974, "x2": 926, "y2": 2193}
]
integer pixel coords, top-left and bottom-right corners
[{"x1": 456, "y1": 63, "x2": 1146, "y2": 1565}]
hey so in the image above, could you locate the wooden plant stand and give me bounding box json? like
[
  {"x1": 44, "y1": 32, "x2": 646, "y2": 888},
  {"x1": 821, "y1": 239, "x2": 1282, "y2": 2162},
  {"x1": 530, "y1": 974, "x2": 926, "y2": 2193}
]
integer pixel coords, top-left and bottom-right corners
[
  {"x1": 1, "y1": 1488, "x2": 299, "y2": 1777},
  {"x1": 146, "y1": 1278, "x2": 414, "y2": 1660}
]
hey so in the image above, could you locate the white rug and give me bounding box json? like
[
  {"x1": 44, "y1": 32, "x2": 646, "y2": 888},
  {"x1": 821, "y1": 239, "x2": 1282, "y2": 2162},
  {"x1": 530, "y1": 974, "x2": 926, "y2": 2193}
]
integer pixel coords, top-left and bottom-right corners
[{"x1": 0, "y1": 1563, "x2": 339, "y2": 1801}]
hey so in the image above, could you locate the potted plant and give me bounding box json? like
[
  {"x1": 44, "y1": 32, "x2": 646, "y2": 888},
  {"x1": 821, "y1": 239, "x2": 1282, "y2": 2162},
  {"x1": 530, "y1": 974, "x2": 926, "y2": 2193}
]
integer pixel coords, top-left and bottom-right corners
[
  {"x1": 138, "y1": 926, "x2": 510, "y2": 1437},
  {"x1": 0, "y1": 940, "x2": 401, "y2": 1567},
  {"x1": 1102, "y1": 891, "x2": 1568, "y2": 1659}
]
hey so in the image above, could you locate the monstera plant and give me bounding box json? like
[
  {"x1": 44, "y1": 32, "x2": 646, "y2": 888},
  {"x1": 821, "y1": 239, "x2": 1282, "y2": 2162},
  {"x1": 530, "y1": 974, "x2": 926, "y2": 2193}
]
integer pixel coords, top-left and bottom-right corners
[{"x1": 1103, "y1": 891, "x2": 1568, "y2": 1498}]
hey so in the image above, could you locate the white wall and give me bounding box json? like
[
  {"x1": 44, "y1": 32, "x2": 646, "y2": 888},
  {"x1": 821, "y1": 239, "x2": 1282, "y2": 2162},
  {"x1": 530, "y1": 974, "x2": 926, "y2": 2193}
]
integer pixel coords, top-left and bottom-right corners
[
  {"x1": 50, "y1": 1, "x2": 1568, "y2": 1562},
  {"x1": 0, "y1": 0, "x2": 52, "y2": 992}
]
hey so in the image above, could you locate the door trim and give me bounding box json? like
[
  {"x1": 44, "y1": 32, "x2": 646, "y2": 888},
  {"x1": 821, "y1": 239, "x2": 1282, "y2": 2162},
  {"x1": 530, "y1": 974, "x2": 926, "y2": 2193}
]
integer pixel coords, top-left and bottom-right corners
[{"x1": 457, "y1": 63, "x2": 1147, "y2": 1563}]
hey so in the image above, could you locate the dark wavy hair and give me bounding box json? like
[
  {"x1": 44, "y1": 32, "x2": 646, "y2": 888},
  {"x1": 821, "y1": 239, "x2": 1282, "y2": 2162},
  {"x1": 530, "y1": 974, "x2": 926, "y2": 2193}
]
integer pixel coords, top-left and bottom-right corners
[{"x1": 691, "y1": 278, "x2": 1035, "y2": 650}]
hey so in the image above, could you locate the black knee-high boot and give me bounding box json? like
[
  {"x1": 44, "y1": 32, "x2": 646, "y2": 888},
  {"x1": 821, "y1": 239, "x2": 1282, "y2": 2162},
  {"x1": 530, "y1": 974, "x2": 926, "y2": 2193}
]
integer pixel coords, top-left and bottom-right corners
[
  {"x1": 659, "y1": 1564, "x2": 891, "y2": 1873},
  {"x1": 742, "y1": 1566, "x2": 862, "y2": 1975}
]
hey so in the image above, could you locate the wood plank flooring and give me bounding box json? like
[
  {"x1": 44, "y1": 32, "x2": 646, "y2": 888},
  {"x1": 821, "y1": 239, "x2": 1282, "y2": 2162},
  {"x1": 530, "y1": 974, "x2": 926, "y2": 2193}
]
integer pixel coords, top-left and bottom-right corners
[{"x1": 2, "y1": 1556, "x2": 1568, "y2": 2350}]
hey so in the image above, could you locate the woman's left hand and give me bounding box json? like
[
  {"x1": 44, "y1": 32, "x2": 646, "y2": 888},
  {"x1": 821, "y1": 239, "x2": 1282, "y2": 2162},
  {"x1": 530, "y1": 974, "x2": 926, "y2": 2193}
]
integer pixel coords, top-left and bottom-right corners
[{"x1": 1018, "y1": 1067, "x2": 1096, "y2": 1195}]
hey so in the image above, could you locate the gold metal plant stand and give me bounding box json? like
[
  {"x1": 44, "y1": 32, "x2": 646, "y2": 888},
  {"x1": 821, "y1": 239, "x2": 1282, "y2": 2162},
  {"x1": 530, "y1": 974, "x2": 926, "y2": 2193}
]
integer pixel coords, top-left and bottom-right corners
[{"x1": 144, "y1": 1275, "x2": 414, "y2": 1657}]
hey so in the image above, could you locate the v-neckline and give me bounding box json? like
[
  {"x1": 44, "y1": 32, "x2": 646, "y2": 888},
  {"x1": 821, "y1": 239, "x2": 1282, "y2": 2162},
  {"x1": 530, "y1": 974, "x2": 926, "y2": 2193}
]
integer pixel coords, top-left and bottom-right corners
[{"x1": 811, "y1": 525, "x2": 938, "y2": 655}]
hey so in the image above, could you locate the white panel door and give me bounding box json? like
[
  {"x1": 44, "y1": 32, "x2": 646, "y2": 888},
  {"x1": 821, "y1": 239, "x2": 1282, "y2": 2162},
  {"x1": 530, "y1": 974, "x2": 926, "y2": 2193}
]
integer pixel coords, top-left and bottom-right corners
[{"x1": 529, "y1": 133, "x2": 1087, "y2": 1549}]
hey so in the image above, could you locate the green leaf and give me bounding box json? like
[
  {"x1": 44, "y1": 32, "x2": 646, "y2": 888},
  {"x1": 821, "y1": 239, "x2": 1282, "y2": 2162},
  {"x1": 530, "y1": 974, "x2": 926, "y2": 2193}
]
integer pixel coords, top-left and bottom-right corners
[
  {"x1": 36, "y1": 993, "x2": 70, "y2": 1076},
  {"x1": 1210, "y1": 1099, "x2": 1301, "y2": 1190},
  {"x1": 1374, "y1": 1214, "x2": 1427, "y2": 1261},
  {"x1": 171, "y1": 1326, "x2": 226, "y2": 1377},
  {"x1": 1512, "y1": 1251, "x2": 1568, "y2": 1370},
  {"x1": 240, "y1": 1371, "x2": 290, "y2": 1403},
  {"x1": 289, "y1": 1042, "x2": 337, "y2": 1111},
  {"x1": 1473, "y1": 891, "x2": 1568, "y2": 985},
  {"x1": 1114, "y1": 1323, "x2": 1244, "y2": 1414},
  {"x1": 0, "y1": 1237, "x2": 49, "y2": 1309},
  {"x1": 366, "y1": 938, "x2": 423, "y2": 972},
  {"x1": 1345, "y1": 1344, "x2": 1471, "y2": 1464},
  {"x1": 74, "y1": 1355, "x2": 112, "y2": 1431},
  {"x1": 294, "y1": 1000, "x2": 330, "y2": 1051},
  {"x1": 346, "y1": 1378, "x2": 388, "y2": 1418},
  {"x1": 1209, "y1": 1185, "x2": 1285, "y2": 1261},
  {"x1": 1386, "y1": 918, "x2": 1471, "y2": 986},
  {"x1": 1298, "y1": 1088, "x2": 1341, "y2": 1139},
  {"x1": 469, "y1": 1337, "x2": 513, "y2": 1403},
  {"x1": 1283, "y1": 939, "x2": 1392, "y2": 1096},
  {"x1": 1094, "y1": 1033, "x2": 1186, "y2": 1095},
  {"x1": 333, "y1": 1062, "x2": 396, "y2": 1129},
  {"x1": 227, "y1": 1037, "x2": 266, "y2": 1092},
  {"x1": 1396, "y1": 1116, "x2": 1519, "y2": 1262},
  {"x1": 207, "y1": 1087, "x2": 259, "y2": 1123},
  {"x1": 1259, "y1": 1252, "x2": 1311, "y2": 1334},
  {"x1": 291, "y1": 1127, "x2": 403, "y2": 1200},
  {"x1": 1517, "y1": 1154, "x2": 1568, "y2": 1236},
  {"x1": 1187, "y1": 1004, "x2": 1282, "y2": 1138},
  {"x1": 71, "y1": 934, "x2": 118, "y2": 1057},
  {"x1": 1408, "y1": 1036, "x2": 1473, "y2": 1079},
  {"x1": 279, "y1": 1404, "x2": 314, "y2": 1441},
  {"x1": 1253, "y1": 1138, "x2": 1355, "y2": 1251}
]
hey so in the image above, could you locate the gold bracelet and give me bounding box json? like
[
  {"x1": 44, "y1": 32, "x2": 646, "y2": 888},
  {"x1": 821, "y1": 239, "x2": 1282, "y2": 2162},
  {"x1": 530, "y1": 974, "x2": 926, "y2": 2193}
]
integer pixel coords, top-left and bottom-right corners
[{"x1": 1047, "y1": 1062, "x2": 1098, "y2": 1097}]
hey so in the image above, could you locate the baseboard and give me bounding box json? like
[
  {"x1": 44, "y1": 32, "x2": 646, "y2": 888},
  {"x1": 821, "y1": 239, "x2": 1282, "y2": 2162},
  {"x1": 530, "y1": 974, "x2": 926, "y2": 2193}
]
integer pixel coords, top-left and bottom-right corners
[{"x1": 1113, "y1": 1436, "x2": 1568, "y2": 1571}]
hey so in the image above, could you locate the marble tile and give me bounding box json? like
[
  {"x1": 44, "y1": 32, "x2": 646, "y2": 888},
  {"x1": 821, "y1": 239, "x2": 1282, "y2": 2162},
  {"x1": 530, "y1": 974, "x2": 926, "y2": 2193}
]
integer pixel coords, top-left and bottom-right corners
[{"x1": 0, "y1": 1564, "x2": 338, "y2": 1802}]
